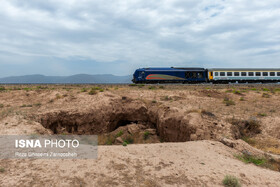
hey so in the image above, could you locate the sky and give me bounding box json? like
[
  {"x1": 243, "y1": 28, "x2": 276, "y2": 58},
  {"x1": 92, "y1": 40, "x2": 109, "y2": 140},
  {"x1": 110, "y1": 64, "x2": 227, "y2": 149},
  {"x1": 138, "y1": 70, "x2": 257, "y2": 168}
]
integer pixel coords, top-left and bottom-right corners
[{"x1": 0, "y1": 0, "x2": 280, "y2": 77}]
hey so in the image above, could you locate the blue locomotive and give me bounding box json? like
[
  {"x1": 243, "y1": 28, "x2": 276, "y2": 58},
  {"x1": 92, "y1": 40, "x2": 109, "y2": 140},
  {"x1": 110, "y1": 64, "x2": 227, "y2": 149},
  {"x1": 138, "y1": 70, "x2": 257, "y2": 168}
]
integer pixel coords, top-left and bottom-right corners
[{"x1": 132, "y1": 67, "x2": 280, "y2": 83}]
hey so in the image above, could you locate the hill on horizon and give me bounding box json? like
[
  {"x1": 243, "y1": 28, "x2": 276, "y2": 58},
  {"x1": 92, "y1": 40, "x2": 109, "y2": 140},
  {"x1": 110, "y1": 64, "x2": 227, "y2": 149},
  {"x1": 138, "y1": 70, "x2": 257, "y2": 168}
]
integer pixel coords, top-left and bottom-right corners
[{"x1": 0, "y1": 74, "x2": 132, "y2": 84}]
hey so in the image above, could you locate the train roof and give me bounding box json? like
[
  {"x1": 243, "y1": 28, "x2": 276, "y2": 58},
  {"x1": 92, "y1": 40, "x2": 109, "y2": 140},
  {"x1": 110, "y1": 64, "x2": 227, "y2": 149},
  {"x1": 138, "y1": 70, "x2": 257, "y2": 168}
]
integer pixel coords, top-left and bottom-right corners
[
  {"x1": 208, "y1": 68, "x2": 280, "y2": 71},
  {"x1": 138, "y1": 67, "x2": 205, "y2": 71}
]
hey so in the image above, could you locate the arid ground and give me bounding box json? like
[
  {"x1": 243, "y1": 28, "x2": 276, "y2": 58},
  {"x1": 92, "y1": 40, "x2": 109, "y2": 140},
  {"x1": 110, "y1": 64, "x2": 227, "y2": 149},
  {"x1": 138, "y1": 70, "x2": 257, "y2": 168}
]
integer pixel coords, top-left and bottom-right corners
[{"x1": 0, "y1": 84, "x2": 280, "y2": 186}]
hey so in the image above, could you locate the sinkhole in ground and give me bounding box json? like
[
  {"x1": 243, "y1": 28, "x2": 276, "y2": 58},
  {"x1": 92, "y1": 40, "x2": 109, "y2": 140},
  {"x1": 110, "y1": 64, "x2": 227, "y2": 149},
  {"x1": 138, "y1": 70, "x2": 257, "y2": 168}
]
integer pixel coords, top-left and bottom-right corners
[{"x1": 38, "y1": 99, "x2": 201, "y2": 143}]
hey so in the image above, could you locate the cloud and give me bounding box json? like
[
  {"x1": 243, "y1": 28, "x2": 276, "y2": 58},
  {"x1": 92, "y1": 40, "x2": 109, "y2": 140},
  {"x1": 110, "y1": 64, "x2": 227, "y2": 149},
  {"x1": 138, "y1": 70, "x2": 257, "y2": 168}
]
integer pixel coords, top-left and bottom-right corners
[{"x1": 0, "y1": 0, "x2": 279, "y2": 77}]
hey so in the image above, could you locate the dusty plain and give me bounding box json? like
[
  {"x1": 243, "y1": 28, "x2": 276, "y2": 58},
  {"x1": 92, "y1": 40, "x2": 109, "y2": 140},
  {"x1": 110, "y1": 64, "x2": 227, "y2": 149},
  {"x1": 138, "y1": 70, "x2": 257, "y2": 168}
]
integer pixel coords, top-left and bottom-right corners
[{"x1": 0, "y1": 84, "x2": 280, "y2": 186}]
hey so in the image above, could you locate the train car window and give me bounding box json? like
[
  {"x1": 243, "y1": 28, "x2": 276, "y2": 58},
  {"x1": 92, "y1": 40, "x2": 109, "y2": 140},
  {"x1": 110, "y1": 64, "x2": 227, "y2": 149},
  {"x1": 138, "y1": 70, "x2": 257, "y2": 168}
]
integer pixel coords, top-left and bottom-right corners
[
  {"x1": 215, "y1": 72, "x2": 219, "y2": 76},
  {"x1": 227, "y1": 72, "x2": 232, "y2": 76},
  {"x1": 263, "y1": 72, "x2": 268, "y2": 76},
  {"x1": 220, "y1": 72, "x2": 225, "y2": 76},
  {"x1": 185, "y1": 72, "x2": 191, "y2": 79},
  {"x1": 241, "y1": 72, "x2": 246, "y2": 76},
  {"x1": 197, "y1": 72, "x2": 203, "y2": 78},
  {"x1": 234, "y1": 72, "x2": 240, "y2": 76},
  {"x1": 192, "y1": 72, "x2": 197, "y2": 78},
  {"x1": 248, "y1": 72, "x2": 254, "y2": 76},
  {"x1": 256, "y1": 72, "x2": 261, "y2": 76},
  {"x1": 277, "y1": 72, "x2": 280, "y2": 76},
  {"x1": 270, "y1": 72, "x2": 275, "y2": 76}
]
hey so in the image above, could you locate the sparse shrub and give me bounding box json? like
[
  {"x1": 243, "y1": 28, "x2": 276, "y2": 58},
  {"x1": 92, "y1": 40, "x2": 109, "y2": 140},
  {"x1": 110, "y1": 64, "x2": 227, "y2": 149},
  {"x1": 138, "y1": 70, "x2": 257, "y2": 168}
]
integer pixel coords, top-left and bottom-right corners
[
  {"x1": 152, "y1": 100, "x2": 157, "y2": 103},
  {"x1": 88, "y1": 89, "x2": 97, "y2": 95},
  {"x1": 0, "y1": 87, "x2": 6, "y2": 91},
  {"x1": 55, "y1": 93, "x2": 62, "y2": 99},
  {"x1": 262, "y1": 88, "x2": 270, "y2": 91},
  {"x1": 239, "y1": 97, "x2": 245, "y2": 101},
  {"x1": 241, "y1": 136, "x2": 256, "y2": 145},
  {"x1": 251, "y1": 88, "x2": 257, "y2": 91},
  {"x1": 201, "y1": 110, "x2": 215, "y2": 117},
  {"x1": 122, "y1": 142, "x2": 127, "y2": 146},
  {"x1": 81, "y1": 88, "x2": 87, "y2": 92},
  {"x1": 129, "y1": 84, "x2": 137, "y2": 87},
  {"x1": 116, "y1": 130, "x2": 123, "y2": 138},
  {"x1": 34, "y1": 103, "x2": 42, "y2": 107},
  {"x1": 0, "y1": 104, "x2": 4, "y2": 108},
  {"x1": 143, "y1": 131, "x2": 150, "y2": 140},
  {"x1": 20, "y1": 104, "x2": 33, "y2": 108},
  {"x1": 222, "y1": 175, "x2": 241, "y2": 187},
  {"x1": 99, "y1": 89, "x2": 104, "y2": 92},
  {"x1": 13, "y1": 87, "x2": 21, "y2": 90},
  {"x1": 124, "y1": 136, "x2": 134, "y2": 144},
  {"x1": 48, "y1": 99, "x2": 54, "y2": 103},
  {"x1": 0, "y1": 168, "x2": 5, "y2": 173},
  {"x1": 162, "y1": 96, "x2": 171, "y2": 101},
  {"x1": 224, "y1": 98, "x2": 235, "y2": 106},
  {"x1": 106, "y1": 138, "x2": 113, "y2": 145},
  {"x1": 229, "y1": 118, "x2": 261, "y2": 138},
  {"x1": 258, "y1": 113, "x2": 267, "y2": 117},
  {"x1": 233, "y1": 90, "x2": 241, "y2": 95},
  {"x1": 114, "y1": 87, "x2": 119, "y2": 90},
  {"x1": 137, "y1": 84, "x2": 145, "y2": 88},
  {"x1": 36, "y1": 86, "x2": 48, "y2": 90},
  {"x1": 92, "y1": 87, "x2": 101, "y2": 90},
  {"x1": 235, "y1": 153, "x2": 267, "y2": 166},
  {"x1": 262, "y1": 93, "x2": 270, "y2": 98},
  {"x1": 148, "y1": 86, "x2": 156, "y2": 90},
  {"x1": 23, "y1": 87, "x2": 32, "y2": 91},
  {"x1": 159, "y1": 86, "x2": 165, "y2": 89}
]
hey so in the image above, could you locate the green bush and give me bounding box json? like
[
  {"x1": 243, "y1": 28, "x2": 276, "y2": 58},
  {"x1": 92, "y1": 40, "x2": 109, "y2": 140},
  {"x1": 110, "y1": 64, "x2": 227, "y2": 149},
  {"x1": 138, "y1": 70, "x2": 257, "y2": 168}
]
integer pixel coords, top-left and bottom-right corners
[
  {"x1": 262, "y1": 88, "x2": 270, "y2": 91},
  {"x1": 0, "y1": 87, "x2": 5, "y2": 91},
  {"x1": 0, "y1": 168, "x2": 5, "y2": 173},
  {"x1": 222, "y1": 175, "x2": 241, "y2": 187},
  {"x1": 144, "y1": 131, "x2": 150, "y2": 140},
  {"x1": 20, "y1": 104, "x2": 33, "y2": 108},
  {"x1": 106, "y1": 138, "x2": 113, "y2": 145},
  {"x1": 81, "y1": 88, "x2": 87, "y2": 92},
  {"x1": 129, "y1": 84, "x2": 137, "y2": 87},
  {"x1": 257, "y1": 113, "x2": 267, "y2": 117},
  {"x1": 115, "y1": 130, "x2": 123, "y2": 137},
  {"x1": 235, "y1": 154, "x2": 267, "y2": 166},
  {"x1": 88, "y1": 89, "x2": 97, "y2": 95},
  {"x1": 122, "y1": 142, "x2": 127, "y2": 146},
  {"x1": 233, "y1": 90, "x2": 241, "y2": 95},
  {"x1": 124, "y1": 136, "x2": 134, "y2": 144}
]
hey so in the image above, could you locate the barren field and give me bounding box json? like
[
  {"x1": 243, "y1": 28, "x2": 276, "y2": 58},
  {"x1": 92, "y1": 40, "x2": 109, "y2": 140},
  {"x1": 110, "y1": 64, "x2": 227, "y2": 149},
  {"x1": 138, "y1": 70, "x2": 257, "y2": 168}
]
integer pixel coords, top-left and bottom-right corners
[{"x1": 0, "y1": 84, "x2": 280, "y2": 186}]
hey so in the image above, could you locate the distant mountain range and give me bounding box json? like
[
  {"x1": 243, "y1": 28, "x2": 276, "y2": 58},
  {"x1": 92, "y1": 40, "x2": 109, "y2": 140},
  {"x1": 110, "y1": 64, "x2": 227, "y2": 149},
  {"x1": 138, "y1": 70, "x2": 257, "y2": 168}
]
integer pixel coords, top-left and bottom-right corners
[{"x1": 0, "y1": 74, "x2": 132, "y2": 84}]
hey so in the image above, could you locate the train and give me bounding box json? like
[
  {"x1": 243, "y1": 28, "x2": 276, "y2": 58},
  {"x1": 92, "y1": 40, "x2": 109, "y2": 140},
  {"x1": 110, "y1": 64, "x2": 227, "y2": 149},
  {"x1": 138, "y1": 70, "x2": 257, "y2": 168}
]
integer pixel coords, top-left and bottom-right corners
[{"x1": 132, "y1": 67, "x2": 280, "y2": 84}]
